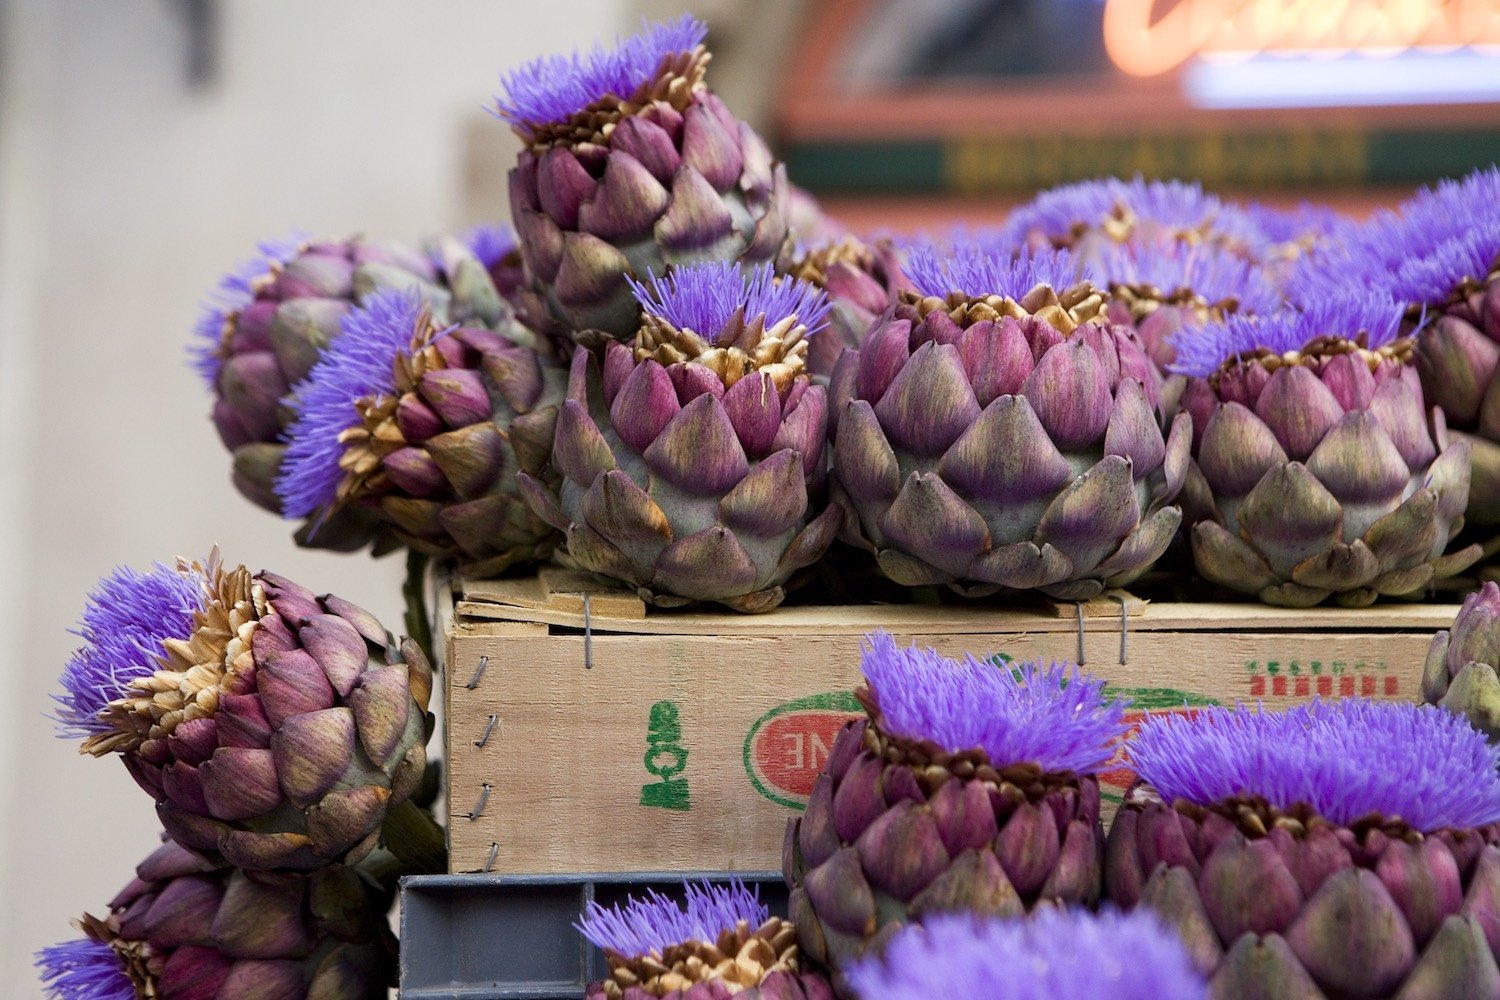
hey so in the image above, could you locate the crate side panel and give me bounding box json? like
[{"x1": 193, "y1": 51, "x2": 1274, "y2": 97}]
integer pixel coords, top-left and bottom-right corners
[{"x1": 447, "y1": 629, "x2": 1431, "y2": 874}]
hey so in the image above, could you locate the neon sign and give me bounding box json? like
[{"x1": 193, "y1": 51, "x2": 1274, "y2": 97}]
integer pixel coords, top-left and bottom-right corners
[{"x1": 1103, "y1": 0, "x2": 1500, "y2": 77}]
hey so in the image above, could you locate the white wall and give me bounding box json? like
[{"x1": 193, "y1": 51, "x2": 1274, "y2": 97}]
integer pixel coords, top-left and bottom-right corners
[{"x1": 0, "y1": 0, "x2": 628, "y2": 990}]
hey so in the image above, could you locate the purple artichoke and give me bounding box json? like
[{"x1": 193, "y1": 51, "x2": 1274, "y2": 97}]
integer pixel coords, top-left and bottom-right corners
[
  {"x1": 519, "y1": 260, "x2": 840, "y2": 612},
  {"x1": 1108, "y1": 700, "x2": 1500, "y2": 999},
  {"x1": 844, "y1": 909, "x2": 1208, "y2": 1000},
  {"x1": 37, "y1": 840, "x2": 393, "y2": 999},
  {"x1": 276, "y1": 287, "x2": 566, "y2": 575},
  {"x1": 53, "y1": 554, "x2": 432, "y2": 871},
  {"x1": 495, "y1": 16, "x2": 791, "y2": 345},
  {"x1": 784, "y1": 633, "x2": 1127, "y2": 972},
  {"x1": 1425, "y1": 581, "x2": 1500, "y2": 743},
  {"x1": 829, "y1": 243, "x2": 1190, "y2": 599},
  {"x1": 783, "y1": 236, "x2": 908, "y2": 377},
  {"x1": 577, "y1": 880, "x2": 832, "y2": 1000},
  {"x1": 1175, "y1": 294, "x2": 1480, "y2": 606}
]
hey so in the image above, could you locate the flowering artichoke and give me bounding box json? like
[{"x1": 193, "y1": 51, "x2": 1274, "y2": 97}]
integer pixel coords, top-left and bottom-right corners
[
  {"x1": 37, "y1": 839, "x2": 393, "y2": 999},
  {"x1": 54, "y1": 554, "x2": 433, "y2": 871},
  {"x1": 784, "y1": 633, "x2": 1126, "y2": 972},
  {"x1": 1108, "y1": 700, "x2": 1500, "y2": 998},
  {"x1": 577, "y1": 880, "x2": 832, "y2": 1000},
  {"x1": 829, "y1": 244, "x2": 1189, "y2": 599},
  {"x1": 1425, "y1": 581, "x2": 1500, "y2": 743},
  {"x1": 519, "y1": 261, "x2": 839, "y2": 612},
  {"x1": 276, "y1": 287, "x2": 566, "y2": 575},
  {"x1": 1174, "y1": 295, "x2": 1480, "y2": 606},
  {"x1": 495, "y1": 16, "x2": 790, "y2": 345},
  {"x1": 783, "y1": 236, "x2": 906, "y2": 377},
  {"x1": 844, "y1": 909, "x2": 1207, "y2": 1000}
]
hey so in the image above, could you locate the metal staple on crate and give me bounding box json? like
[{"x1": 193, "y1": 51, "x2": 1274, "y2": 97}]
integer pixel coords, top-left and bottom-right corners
[
  {"x1": 583, "y1": 592, "x2": 593, "y2": 669},
  {"x1": 483, "y1": 842, "x2": 498, "y2": 873},
  {"x1": 1074, "y1": 602, "x2": 1087, "y2": 666},
  {"x1": 465, "y1": 783, "x2": 492, "y2": 821},
  {"x1": 1111, "y1": 595, "x2": 1130, "y2": 665},
  {"x1": 464, "y1": 655, "x2": 489, "y2": 690},
  {"x1": 474, "y1": 713, "x2": 498, "y2": 748}
]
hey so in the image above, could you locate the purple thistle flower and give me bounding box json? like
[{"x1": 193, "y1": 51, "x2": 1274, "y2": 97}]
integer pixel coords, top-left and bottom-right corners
[
  {"x1": 905, "y1": 243, "x2": 1093, "y2": 302},
  {"x1": 1239, "y1": 200, "x2": 1349, "y2": 246},
  {"x1": 627, "y1": 262, "x2": 832, "y2": 343},
  {"x1": 188, "y1": 232, "x2": 306, "y2": 387},
  {"x1": 1170, "y1": 292, "x2": 1405, "y2": 378},
  {"x1": 1097, "y1": 238, "x2": 1282, "y2": 315},
  {"x1": 844, "y1": 909, "x2": 1207, "y2": 1000},
  {"x1": 276, "y1": 288, "x2": 427, "y2": 520},
  {"x1": 52, "y1": 562, "x2": 205, "y2": 740},
  {"x1": 1130, "y1": 700, "x2": 1500, "y2": 831},
  {"x1": 860, "y1": 632, "x2": 1127, "y2": 774},
  {"x1": 999, "y1": 178, "x2": 1123, "y2": 245},
  {"x1": 576, "y1": 880, "x2": 767, "y2": 958},
  {"x1": 493, "y1": 15, "x2": 707, "y2": 129},
  {"x1": 1000, "y1": 176, "x2": 1263, "y2": 253},
  {"x1": 460, "y1": 224, "x2": 517, "y2": 270},
  {"x1": 36, "y1": 938, "x2": 136, "y2": 1000}
]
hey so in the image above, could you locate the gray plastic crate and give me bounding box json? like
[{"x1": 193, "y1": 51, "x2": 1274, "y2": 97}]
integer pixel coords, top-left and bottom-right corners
[{"x1": 399, "y1": 871, "x2": 788, "y2": 999}]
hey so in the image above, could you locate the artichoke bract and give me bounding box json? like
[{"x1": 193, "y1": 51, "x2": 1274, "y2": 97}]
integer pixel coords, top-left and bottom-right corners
[
  {"x1": 1174, "y1": 296, "x2": 1480, "y2": 607},
  {"x1": 576, "y1": 880, "x2": 832, "y2": 1000},
  {"x1": 844, "y1": 908, "x2": 1207, "y2": 1000},
  {"x1": 276, "y1": 287, "x2": 566, "y2": 576},
  {"x1": 37, "y1": 840, "x2": 393, "y2": 999},
  {"x1": 53, "y1": 554, "x2": 432, "y2": 871},
  {"x1": 783, "y1": 236, "x2": 907, "y2": 378},
  {"x1": 519, "y1": 261, "x2": 840, "y2": 612},
  {"x1": 1425, "y1": 581, "x2": 1500, "y2": 743},
  {"x1": 784, "y1": 633, "x2": 1127, "y2": 973},
  {"x1": 495, "y1": 15, "x2": 790, "y2": 346},
  {"x1": 829, "y1": 243, "x2": 1190, "y2": 599},
  {"x1": 1108, "y1": 701, "x2": 1500, "y2": 999}
]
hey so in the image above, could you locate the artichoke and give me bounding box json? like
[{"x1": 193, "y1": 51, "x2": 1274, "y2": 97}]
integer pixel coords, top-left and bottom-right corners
[
  {"x1": 783, "y1": 235, "x2": 907, "y2": 378},
  {"x1": 844, "y1": 909, "x2": 1208, "y2": 1000},
  {"x1": 577, "y1": 880, "x2": 832, "y2": 1000},
  {"x1": 37, "y1": 839, "x2": 393, "y2": 999},
  {"x1": 784, "y1": 633, "x2": 1126, "y2": 973},
  {"x1": 1108, "y1": 700, "x2": 1500, "y2": 999},
  {"x1": 1425, "y1": 581, "x2": 1500, "y2": 743},
  {"x1": 829, "y1": 243, "x2": 1190, "y2": 599},
  {"x1": 495, "y1": 15, "x2": 790, "y2": 346},
  {"x1": 519, "y1": 261, "x2": 840, "y2": 612},
  {"x1": 1175, "y1": 295, "x2": 1481, "y2": 606},
  {"x1": 276, "y1": 286, "x2": 566, "y2": 575},
  {"x1": 54, "y1": 553, "x2": 433, "y2": 871}
]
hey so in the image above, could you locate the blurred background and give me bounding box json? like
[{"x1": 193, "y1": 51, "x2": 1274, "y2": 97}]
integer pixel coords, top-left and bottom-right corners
[{"x1": 2, "y1": 0, "x2": 1498, "y2": 991}]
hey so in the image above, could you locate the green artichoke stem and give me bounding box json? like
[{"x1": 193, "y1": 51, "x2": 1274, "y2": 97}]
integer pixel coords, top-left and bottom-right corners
[
  {"x1": 380, "y1": 798, "x2": 448, "y2": 875},
  {"x1": 403, "y1": 550, "x2": 436, "y2": 671}
]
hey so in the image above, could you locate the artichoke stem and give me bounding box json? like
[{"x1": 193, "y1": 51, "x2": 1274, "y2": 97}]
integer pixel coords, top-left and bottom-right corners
[
  {"x1": 403, "y1": 550, "x2": 436, "y2": 670},
  {"x1": 381, "y1": 798, "x2": 448, "y2": 874}
]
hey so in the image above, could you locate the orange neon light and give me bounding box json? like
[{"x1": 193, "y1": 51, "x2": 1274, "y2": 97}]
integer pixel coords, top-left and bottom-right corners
[{"x1": 1102, "y1": 0, "x2": 1500, "y2": 77}]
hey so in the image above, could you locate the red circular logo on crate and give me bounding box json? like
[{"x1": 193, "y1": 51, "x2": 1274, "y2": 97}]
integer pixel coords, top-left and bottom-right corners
[{"x1": 743, "y1": 693, "x2": 862, "y2": 810}]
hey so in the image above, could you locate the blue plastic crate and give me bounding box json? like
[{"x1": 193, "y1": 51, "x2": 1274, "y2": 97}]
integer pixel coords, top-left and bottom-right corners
[{"x1": 399, "y1": 871, "x2": 788, "y2": 999}]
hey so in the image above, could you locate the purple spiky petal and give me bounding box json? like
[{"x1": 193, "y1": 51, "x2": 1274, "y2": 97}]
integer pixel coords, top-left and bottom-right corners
[
  {"x1": 860, "y1": 632, "x2": 1127, "y2": 774},
  {"x1": 188, "y1": 232, "x2": 306, "y2": 387},
  {"x1": 275, "y1": 288, "x2": 428, "y2": 519},
  {"x1": 1130, "y1": 700, "x2": 1500, "y2": 832},
  {"x1": 844, "y1": 909, "x2": 1207, "y2": 1000},
  {"x1": 905, "y1": 243, "x2": 1093, "y2": 301},
  {"x1": 1170, "y1": 292, "x2": 1405, "y2": 378},
  {"x1": 576, "y1": 880, "x2": 767, "y2": 958},
  {"x1": 461, "y1": 224, "x2": 518, "y2": 271},
  {"x1": 627, "y1": 262, "x2": 831, "y2": 343},
  {"x1": 1097, "y1": 238, "x2": 1282, "y2": 315},
  {"x1": 53, "y1": 563, "x2": 206, "y2": 740},
  {"x1": 36, "y1": 938, "x2": 136, "y2": 1000},
  {"x1": 493, "y1": 15, "x2": 707, "y2": 129}
]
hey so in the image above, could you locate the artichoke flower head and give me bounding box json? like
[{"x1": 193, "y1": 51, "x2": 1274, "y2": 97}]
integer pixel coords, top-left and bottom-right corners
[
  {"x1": 1110, "y1": 701, "x2": 1500, "y2": 998},
  {"x1": 577, "y1": 880, "x2": 828, "y2": 1000}
]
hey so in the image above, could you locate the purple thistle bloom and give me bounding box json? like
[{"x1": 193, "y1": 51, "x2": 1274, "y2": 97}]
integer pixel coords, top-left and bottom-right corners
[
  {"x1": 576, "y1": 880, "x2": 767, "y2": 958},
  {"x1": 36, "y1": 938, "x2": 136, "y2": 1000},
  {"x1": 1130, "y1": 700, "x2": 1500, "y2": 831},
  {"x1": 905, "y1": 243, "x2": 1093, "y2": 302},
  {"x1": 1097, "y1": 238, "x2": 1282, "y2": 315},
  {"x1": 460, "y1": 224, "x2": 517, "y2": 270},
  {"x1": 999, "y1": 178, "x2": 1123, "y2": 245},
  {"x1": 627, "y1": 262, "x2": 832, "y2": 343},
  {"x1": 1000, "y1": 176, "x2": 1263, "y2": 253},
  {"x1": 53, "y1": 562, "x2": 205, "y2": 740},
  {"x1": 860, "y1": 632, "x2": 1127, "y2": 774},
  {"x1": 844, "y1": 909, "x2": 1207, "y2": 1000},
  {"x1": 493, "y1": 15, "x2": 707, "y2": 129},
  {"x1": 1170, "y1": 292, "x2": 1405, "y2": 378},
  {"x1": 276, "y1": 288, "x2": 426, "y2": 520},
  {"x1": 188, "y1": 232, "x2": 306, "y2": 387},
  {"x1": 1239, "y1": 200, "x2": 1349, "y2": 246}
]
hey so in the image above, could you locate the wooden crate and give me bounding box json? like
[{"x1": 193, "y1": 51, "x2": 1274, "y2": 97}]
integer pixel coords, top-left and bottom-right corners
[{"x1": 442, "y1": 568, "x2": 1459, "y2": 876}]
